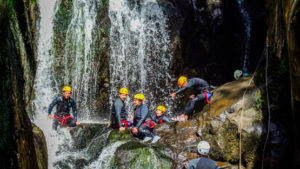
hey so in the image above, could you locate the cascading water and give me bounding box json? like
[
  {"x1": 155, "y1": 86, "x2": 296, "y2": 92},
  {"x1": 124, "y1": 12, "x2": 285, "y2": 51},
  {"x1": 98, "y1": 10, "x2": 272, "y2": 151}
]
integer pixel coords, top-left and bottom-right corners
[
  {"x1": 32, "y1": 0, "x2": 104, "y2": 168},
  {"x1": 86, "y1": 141, "x2": 127, "y2": 169},
  {"x1": 237, "y1": 0, "x2": 251, "y2": 73},
  {"x1": 32, "y1": 0, "x2": 176, "y2": 168},
  {"x1": 32, "y1": 0, "x2": 62, "y2": 168},
  {"x1": 60, "y1": 0, "x2": 102, "y2": 121},
  {"x1": 109, "y1": 0, "x2": 174, "y2": 114}
]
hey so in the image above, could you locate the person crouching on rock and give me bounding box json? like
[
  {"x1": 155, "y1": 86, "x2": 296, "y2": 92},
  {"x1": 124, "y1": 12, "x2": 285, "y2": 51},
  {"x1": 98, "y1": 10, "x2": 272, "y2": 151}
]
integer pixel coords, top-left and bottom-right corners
[
  {"x1": 110, "y1": 87, "x2": 132, "y2": 132},
  {"x1": 187, "y1": 141, "x2": 219, "y2": 169},
  {"x1": 131, "y1": 94, "x2": 160, "y2": 143},
  {"x1": 169, "y1": 76, "x2": 213, "y2": 121},
  {"x1": 151, "y1": 105, "x2": 172, "y2": 124},
  {"x1": 48, "y1": 86, "x2": 80, "y2": 130}
]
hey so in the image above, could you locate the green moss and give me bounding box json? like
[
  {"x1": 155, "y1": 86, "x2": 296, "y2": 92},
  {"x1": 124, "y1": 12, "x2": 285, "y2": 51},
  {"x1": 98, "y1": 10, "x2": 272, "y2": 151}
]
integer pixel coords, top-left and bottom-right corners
[
  {"x1": 255, "y1": 90, "x2": 264, "y2": 110},
  {"x1": 129, "y1": 148, "x2": 172, "y2": 169},
  {"x1": 106, "y1": 129, "x2": 133, "y2": 144},
  {"x1": 102, "y1": 0, "x2": 109, "y2": 8}
]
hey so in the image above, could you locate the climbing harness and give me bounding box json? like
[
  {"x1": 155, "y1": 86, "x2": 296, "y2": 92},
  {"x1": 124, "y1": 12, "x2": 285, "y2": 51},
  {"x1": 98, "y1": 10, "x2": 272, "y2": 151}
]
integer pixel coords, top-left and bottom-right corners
[
  {"x1": 54, "y1": 115, "x2": 73, "y2": 126},
  {"x1": 142, "y1": 121, "x2": 156, "y2": 129}
]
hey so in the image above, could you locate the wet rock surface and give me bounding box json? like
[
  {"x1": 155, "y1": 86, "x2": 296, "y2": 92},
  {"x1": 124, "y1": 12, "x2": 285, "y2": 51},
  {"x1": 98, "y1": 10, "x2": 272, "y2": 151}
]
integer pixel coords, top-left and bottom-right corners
[
  {"x1": 61, "y1": 77, "x2": 264, "y2": 168},
  {"x1": 32, "y1": 123, "x2": 48, "y2": 169}
]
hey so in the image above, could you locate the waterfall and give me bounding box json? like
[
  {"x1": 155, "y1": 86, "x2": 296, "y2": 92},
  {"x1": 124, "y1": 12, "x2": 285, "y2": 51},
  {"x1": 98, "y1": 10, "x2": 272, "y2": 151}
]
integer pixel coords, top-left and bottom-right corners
[
  {"x1": 61, "y1": 0, "x2": 102, "y2": 121},
  {"x1": 32, "y1": 0, "x2": 103, "y2": 168},
  {"x1": 86, "y1": 141, "x2": 127, "y2": 169},
  {"x1": 32, "y1": 0, "x2": 61, "y2": 168},
  {"x1": 108, "y1": 0, "x2": 173, "y2": 114},
  {"x1": 237, "y1": 0, "x2": 251, "y2": 73}
]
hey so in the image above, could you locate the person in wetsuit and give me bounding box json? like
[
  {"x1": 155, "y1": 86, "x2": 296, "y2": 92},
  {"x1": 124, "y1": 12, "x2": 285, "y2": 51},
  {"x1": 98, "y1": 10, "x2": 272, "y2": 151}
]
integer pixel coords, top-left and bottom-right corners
[
  {"x1": 187, "y1": 141, "x2": 219, "y2": 169},
  {"x1": 48, "y1": 86, "x2": 80, "y2": 130},
  {"x1": 151, "y1": 105, "x2": 172, "y2": 124},
  {"x1": 169, "y1": 76, "x2": 213, "y2": 120},
  {"x1": 131, "y1": 93, "x2": 160, "y2": 143},
  {"x1": 110, "y1": 88, "x2": 132, "y2": 132}
]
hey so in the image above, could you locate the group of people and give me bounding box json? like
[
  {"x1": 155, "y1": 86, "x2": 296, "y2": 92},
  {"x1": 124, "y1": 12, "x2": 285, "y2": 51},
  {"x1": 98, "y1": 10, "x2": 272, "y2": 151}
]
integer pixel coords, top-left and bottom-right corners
[
  {"x1": 109, "y1": 88, "x2": 171, "y2": 143},
  {"x1": 47, "y1": 76, "x2": 218, "y2": 168}
]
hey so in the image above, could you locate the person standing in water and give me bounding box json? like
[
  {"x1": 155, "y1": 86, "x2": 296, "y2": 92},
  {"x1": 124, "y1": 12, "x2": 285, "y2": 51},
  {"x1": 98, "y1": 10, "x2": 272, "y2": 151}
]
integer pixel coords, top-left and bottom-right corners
[{"x1": 48, "y1": 86, "x2": 80, "y2": 130}]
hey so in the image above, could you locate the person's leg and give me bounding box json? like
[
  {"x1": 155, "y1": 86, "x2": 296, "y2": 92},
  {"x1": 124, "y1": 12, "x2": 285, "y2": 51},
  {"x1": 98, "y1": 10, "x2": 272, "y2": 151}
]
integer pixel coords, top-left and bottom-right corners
[
  {"x1": 138, "y1": 125, "x2": 155, "y2": 138},
  {"x1": 183, "y1": 93, "x2": 206, "y2": 116},
  {"x1": 67, "y1": 118, "x2": 76, "y2": 127},
  {"x1": 52, "y1": 118, "x2": 61, "y2": 130}
]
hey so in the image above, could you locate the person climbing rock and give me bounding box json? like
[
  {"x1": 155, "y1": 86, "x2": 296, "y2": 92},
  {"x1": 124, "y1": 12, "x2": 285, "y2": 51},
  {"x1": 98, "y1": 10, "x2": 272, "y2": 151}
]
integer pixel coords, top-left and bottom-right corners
[
  {"x1": 110, "y1": 88, "x2": 132, "y2": 132},
  {"x1": 131, "y1": 94, "x2": 160, "y2": 143},
  {"x1": 151, "y1": 105, "x2": 172, "y2": 124},
  {"x1": 169, "y1": 76, "x2": 213, "y2": 120},
  {"x1": 48, "y1": 86, "x2": 80, "y2": 130},
  {"x1": 187, "y1": 141, "x2": 219, "y2": 169}
]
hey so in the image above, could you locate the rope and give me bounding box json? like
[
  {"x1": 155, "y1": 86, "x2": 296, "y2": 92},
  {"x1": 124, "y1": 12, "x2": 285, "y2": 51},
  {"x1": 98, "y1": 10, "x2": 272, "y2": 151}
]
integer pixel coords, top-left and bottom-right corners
[
  {"x1": 239, "y1": 70, "x2": 256, "y2": 168},
  {"x1": 261, "y1": 40, "x2": 271, "y2": 169},
  {"x1": 238, "y1": 39, "x2": 269, "y2": 168}
]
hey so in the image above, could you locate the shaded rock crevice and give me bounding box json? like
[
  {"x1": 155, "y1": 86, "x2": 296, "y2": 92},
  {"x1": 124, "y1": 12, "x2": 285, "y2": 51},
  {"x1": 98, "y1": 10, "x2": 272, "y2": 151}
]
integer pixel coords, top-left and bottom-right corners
[{"x1": 0, "y1": 0, "x2": 41, "y2": 168}]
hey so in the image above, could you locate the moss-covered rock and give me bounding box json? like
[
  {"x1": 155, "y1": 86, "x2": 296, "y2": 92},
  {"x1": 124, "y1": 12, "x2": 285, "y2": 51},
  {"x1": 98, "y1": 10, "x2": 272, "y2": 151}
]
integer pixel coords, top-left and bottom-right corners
[
  {"x1": 0, "y1": 0, "x2": 39, "y2": 168},
  {"x1": 106, "y1": 130, "x2": 173, "y2": 169},
  {"x1": 32, "y1": 123, "x2": 48, "y2": 169}
]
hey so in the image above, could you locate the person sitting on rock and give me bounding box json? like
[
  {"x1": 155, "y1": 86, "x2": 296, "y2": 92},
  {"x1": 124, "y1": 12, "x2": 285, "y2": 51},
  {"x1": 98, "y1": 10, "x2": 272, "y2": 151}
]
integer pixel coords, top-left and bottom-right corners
[
  {"x1": 110, "y1": 88, "x2": 132, "y2": 132},
  {"x1": 169, "y1": 76, "x2": 213, "y2": 121},
  {"x1": 131, "y1": 94, "x2": 160, "y2": 143},
  {"x1": 187, "y1": 141, "x2": 219, "y2": 169},
  {"x1": 151, "y1": 105, "x2": 172, "y2": 124},
  {"x1": 48, "y1": 86, "x2": 80, "y2": 130}
]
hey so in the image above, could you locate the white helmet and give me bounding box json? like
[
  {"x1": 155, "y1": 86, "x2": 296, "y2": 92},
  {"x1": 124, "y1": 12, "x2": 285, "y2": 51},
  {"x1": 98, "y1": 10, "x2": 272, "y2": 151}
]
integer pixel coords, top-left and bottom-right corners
[
  {"x1": 197, "y1": 141, "x2": 210, "y2": 155},
  {"x1": 234, "y1": 70, "x2": 243, "y2": 80}
]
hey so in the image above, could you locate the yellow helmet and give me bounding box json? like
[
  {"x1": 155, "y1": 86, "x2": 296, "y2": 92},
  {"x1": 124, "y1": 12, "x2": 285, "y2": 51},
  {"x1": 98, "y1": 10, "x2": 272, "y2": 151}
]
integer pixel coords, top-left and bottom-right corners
[
  {"x1": 119, "y1": 88, "x2": 128, "y2": 94},
  {"x1": 178, "y1": 76, "x2": 187, "y2": 87},
  {"x1": 62, "y1": 86, "x2": 72, "y2": 92},
  {"x1": 134, "y1": 93, "x2": 145, "y2": 101},
  {"x1": 157, "y1": 105, "x2": 166, "y2": 112}
]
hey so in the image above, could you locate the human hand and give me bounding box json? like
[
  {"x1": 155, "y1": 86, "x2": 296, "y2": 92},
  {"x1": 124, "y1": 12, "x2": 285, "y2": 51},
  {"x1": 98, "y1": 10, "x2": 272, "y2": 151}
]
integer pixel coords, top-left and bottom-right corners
[
  {"x1": 180, "y1": 114, "x2": 188, "y2": 120},
  {"x1": 189, "y1": 94, "x2": 195, "y2": 99},
  {"x1": 128, "y1": 114, "x2": 133, "y2": 119},
  {"x1": 169, "y1": 93, "x2": 176, "y2": 98},
  {"x1": 119, "y1": 127, "x2": 126, "y2": 132},
  {"x1": 75, "y1": 121, "x2": 80, "y2": 126},
  {"x1": 132, "y1": 127, "x2": 138, "y2": 134},
  {"x1": 47, "y1": 114, "x2": 53, "y2": 120}
]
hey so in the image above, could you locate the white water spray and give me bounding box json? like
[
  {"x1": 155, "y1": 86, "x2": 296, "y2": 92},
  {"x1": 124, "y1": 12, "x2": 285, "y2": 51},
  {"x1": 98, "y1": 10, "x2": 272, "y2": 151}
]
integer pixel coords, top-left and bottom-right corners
[
  {"x1": 32, "y1": 0, "x2": 61, "y2": 168},
  {"x1": 86, "y1": 141, "x2": 126, "y2": 169},
  {"x1": 237, "y1": 0, "x2": 251, "y2": 73},
  {"x1": 108, "y1": 0, "x2": 173, "y2": 113},
  {"x1": 62, "y1": 0, "x2": 101, "y2": 121}
]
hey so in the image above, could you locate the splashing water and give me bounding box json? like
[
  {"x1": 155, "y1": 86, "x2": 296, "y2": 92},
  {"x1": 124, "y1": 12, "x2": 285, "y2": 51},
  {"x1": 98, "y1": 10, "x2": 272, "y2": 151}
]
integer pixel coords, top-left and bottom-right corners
[
  {"x1": 85, "y1": 141, "x2": 127, "y2": 169},
  {"x1": 32, "y1": 0, "x2": 61, "y2": 168},
  {"x1": 108, "y1": 0, "x2": 174, "y2": 114},
  {"x1": 61, "y1": 0, "x2": 102, "y2": 121}
]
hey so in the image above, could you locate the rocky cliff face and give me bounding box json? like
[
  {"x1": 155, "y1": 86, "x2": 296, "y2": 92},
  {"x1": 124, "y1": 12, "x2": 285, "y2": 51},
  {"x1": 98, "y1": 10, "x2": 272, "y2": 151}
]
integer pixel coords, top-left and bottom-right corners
[
  {"x1": 0, "y1": 0, "x2": 40, "y2": 168},
  {"x1": 266, "y1": 0, "x2": 300, "y2": 167},
  {"x1": 60, "y1": 77, "x2": 263, "y2": 169}
]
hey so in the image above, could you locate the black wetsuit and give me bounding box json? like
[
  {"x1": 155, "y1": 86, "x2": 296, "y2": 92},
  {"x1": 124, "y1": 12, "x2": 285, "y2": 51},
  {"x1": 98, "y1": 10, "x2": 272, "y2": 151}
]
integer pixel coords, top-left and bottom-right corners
[
  {"x1": 188, "y1": 157, "x2": 219, "y2": 169},
  {"x1": 48, "y1": 96, "x2": 77, "y2": 130},
  {"x1": 133, "y1": 104, "x2": 154, "y2": 138},
  {"x1": 111, "y1": 97, "x2": 128, "y2": 128},
  {"x1": 175, "y1": 78, "x2": 210, "y2": 116},
  {"x1": 151, "y1": 114, "x2": 171, "y2": 124}
]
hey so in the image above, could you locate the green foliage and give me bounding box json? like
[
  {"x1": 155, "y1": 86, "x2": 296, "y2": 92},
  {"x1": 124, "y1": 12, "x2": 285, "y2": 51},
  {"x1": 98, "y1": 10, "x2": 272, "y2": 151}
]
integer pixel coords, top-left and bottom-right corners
[
  {"x1": 255, "y1": 90, "x2": 264, "y2": 110},
  {"x1": 102, "y1": 0, "x2": 109, "y2": 8}
]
